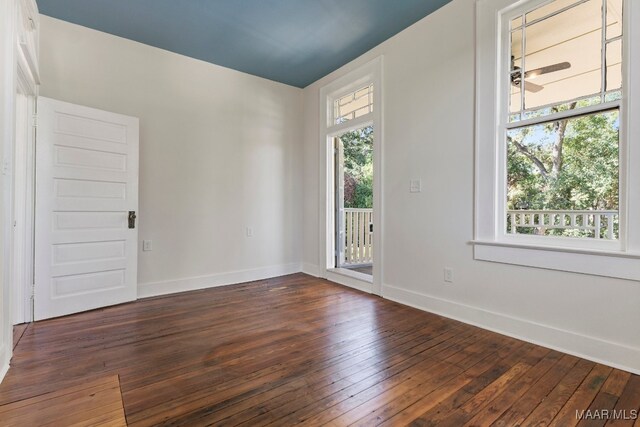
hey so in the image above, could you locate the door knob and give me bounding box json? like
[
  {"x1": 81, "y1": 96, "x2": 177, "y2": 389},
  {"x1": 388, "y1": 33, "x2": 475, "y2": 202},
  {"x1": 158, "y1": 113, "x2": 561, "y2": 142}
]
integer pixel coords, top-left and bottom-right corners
[{"x1": 128, "y1": 211, "x2": 137, "y2": 229}]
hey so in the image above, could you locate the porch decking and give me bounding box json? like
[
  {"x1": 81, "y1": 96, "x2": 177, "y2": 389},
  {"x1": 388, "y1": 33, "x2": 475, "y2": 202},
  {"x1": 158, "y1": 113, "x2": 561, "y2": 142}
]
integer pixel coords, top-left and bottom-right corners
[{"x1": 345, "y1": 265, "x2": 373, "y2": 276}]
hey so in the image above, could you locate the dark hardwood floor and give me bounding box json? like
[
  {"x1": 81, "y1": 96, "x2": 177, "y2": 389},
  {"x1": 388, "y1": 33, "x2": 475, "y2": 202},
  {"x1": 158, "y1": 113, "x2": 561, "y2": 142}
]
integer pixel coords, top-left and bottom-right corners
[
  {"x1": 11, "y1": 323, "x2": 28, "y2": 351},
  {"x1": 0, "y1": 273, "x2": 638, "y2": 426},
  {"x1": 0, "y1": 375, "x2": 126, "y2": 426}
]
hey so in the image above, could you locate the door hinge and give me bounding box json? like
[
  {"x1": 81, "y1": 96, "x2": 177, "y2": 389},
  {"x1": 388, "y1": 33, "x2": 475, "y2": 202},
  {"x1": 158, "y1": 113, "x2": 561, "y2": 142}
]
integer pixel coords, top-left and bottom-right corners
[
  {"x1": 30, "y1": 283, "x2": 35, "y2": 322},
  {"x1": 32, "y1": 114, "x2": 38, "y2": 128}
]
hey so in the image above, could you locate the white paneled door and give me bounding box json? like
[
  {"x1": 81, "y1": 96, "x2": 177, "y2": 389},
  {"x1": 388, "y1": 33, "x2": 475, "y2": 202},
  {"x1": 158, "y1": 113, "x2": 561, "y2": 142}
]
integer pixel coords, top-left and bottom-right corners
[{"x1": 35, "y1": 97, "x2": 139, "y2": 320}]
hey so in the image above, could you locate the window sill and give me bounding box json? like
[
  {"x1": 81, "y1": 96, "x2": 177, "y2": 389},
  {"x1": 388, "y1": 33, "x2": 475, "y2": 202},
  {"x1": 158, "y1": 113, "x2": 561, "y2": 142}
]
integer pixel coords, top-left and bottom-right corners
[{"x1": 471, "y1": 240, "x2": 640, "y2": 281}]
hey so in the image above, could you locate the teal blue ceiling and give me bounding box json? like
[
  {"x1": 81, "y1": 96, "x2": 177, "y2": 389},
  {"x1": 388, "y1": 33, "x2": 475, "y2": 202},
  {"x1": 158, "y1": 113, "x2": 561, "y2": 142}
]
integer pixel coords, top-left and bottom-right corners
[{"x1": 36, "y1": 0, "x2": 452, "y2": 88}]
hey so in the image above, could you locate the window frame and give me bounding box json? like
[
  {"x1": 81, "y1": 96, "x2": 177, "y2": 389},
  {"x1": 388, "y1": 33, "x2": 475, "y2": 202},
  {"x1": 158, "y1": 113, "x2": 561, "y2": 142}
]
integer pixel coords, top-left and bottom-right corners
[
  {"x1": 500, "y1": 0, "x2": 623, "y2": 251},
  {"x1": 474, "y1": 0, "x2": 640, "y2": 280},
  {"x1": 333, "y1": 83, "x2": 374, "y2": 125}
]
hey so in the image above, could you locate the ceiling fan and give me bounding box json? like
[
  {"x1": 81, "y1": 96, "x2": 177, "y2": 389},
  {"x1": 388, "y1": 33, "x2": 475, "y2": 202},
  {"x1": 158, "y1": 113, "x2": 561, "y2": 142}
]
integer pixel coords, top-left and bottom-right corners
[{"x1": 511, "y1": 56, "x2": 571, "y2": 93}]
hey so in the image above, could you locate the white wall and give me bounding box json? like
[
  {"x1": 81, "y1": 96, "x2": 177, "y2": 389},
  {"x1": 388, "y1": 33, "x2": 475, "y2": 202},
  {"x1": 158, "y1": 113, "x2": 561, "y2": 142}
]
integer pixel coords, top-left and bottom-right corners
[
  {"x1": 302, "y1": 0, "x2": 640, "y2": 373},
  {"x1": 39, "y1": 16, "x2": 304, "y2": 297}
]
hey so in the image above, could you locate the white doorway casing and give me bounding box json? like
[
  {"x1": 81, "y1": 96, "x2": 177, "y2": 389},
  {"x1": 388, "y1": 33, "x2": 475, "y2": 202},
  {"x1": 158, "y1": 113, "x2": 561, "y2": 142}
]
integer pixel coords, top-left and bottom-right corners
[
  {"x1": 318, "y1": 56, "x2": 383, "y2": 295},
  {"x1": 12, "y1": 91, "x2": 36, "y2": 325},
  {"x1": 13, "y1": 0, "x2": 39, "y2": 325},
  {"x1": 1, "y1": 0, "x2": 40, "y2": 382},
  {"x1": 34, "y1": 97, "x2": 139, "y2": 320}
]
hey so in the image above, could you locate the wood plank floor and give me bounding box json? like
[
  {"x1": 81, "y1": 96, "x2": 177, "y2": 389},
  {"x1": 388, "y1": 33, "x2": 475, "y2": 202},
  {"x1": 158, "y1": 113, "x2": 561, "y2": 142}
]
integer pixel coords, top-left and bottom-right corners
[
  {"x1": 0, "y1": 375, "x2": 126, "y2": 426},
  {"x1": 12, "y1": 323, "x2": 28, "y2": 351},
  {"x1": 0, "y1": 273, "x2": 638, "y2": 426}
]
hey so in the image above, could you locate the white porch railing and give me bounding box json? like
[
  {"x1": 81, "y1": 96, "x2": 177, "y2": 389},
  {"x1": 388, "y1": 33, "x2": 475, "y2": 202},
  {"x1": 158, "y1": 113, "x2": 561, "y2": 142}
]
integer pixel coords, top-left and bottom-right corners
[
  {"x1": 507, "y1": 210, "x2": 618, "y2": 239},
  {"x1": 343, "y1": 208, "x2": 373, "y2": 265}
]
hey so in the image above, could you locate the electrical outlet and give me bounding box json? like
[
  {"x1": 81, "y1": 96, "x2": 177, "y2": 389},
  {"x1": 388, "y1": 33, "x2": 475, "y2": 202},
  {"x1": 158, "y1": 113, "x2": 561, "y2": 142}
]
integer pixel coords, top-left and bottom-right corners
[
  {"x1": 143, "y1": 240, "x2": 153, "y2": 251},
  {"x1": 246, "y1": 227, "x2": 254, "y2": 237},
  {"x1": 444, "y1": 267, "x2": 454, "y2": 283},
  {"x1": 410, "y1": 179, "x2": 422, "y2": 193}
]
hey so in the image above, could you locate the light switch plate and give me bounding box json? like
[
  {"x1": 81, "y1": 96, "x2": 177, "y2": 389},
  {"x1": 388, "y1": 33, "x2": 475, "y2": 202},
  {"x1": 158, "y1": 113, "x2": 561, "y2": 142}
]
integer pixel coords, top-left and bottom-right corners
[
  {"x1": 143, "y1": 240, "x2": 153, "y2": 251},
  {"x1": 444, "y1": 267, "x2": 453, "y2": 283},
  {"x1": 410, "y1": 179, "x2": 422, "y2": 193}
]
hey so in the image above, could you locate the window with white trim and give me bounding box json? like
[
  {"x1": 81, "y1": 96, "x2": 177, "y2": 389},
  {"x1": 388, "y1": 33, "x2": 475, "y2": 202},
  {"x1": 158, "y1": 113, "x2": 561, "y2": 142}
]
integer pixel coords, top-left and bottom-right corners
[
  {"x1": 474, "y1": 0, "x2": 640, "y2": 280},
  {"x1": 504, "y1": 0, "x2": 622, "y2": 244},
  {"x1": 318, "y1": 57, "x2": 382, "y2": 291}
]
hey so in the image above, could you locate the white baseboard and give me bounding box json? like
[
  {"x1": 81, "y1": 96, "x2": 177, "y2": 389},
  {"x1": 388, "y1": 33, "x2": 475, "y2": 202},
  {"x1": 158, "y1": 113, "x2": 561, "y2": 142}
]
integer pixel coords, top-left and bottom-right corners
[
  {"x1": 138, "y1": 263, "x2": 302, "y2": 298},
  {"x1": 382, "y1": 284, "x2": 640, "y2": 375},
  {"x1": 0, "y1": 344, "x2": 8, "y2": 384},
  {"x1": 302, "y1": 262, "x2": 321, "y2": 277},
  {"x1": 0, "y1": 362, "x2": 8, "y2": 384}
]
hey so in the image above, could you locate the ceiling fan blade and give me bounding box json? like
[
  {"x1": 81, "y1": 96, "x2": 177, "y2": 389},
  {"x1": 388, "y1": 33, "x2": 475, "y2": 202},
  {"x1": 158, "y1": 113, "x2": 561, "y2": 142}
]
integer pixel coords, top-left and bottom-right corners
[
  {"x1": 524, "y1": 81, "x2": 544, "y2": 93},
  {"x1": 524, "y1": 62, "x2": 571, "y2": 79}
]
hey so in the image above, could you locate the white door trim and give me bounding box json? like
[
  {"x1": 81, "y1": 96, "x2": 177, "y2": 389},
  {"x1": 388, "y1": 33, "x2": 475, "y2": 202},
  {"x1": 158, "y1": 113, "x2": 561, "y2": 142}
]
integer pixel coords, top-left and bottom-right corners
[
  {"x1": 12, "y1": 91, "x2": 36, "y2": 324},
  {"x1": 1, "y1": 0, "x2": 39, "y2": 383},
  {"x1": 12, "y1": 0, "x2": 39, "y2": 325},
  {"x1": 1, "y1": 0, "x2": 19, "y2": 382},
  {"x1": 318, "y1": 56, "x2": 384, "y2": 295}
]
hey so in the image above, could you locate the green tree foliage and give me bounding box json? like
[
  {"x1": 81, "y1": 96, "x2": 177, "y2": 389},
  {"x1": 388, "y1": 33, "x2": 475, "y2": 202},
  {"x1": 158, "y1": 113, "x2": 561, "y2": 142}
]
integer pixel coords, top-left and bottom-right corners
[
  {"x1": 507, "y1": 103, "x2": 619, "y2": 237},
  {"x1": 341, "y1": 126, "x2": 373, "y2": 208}
]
